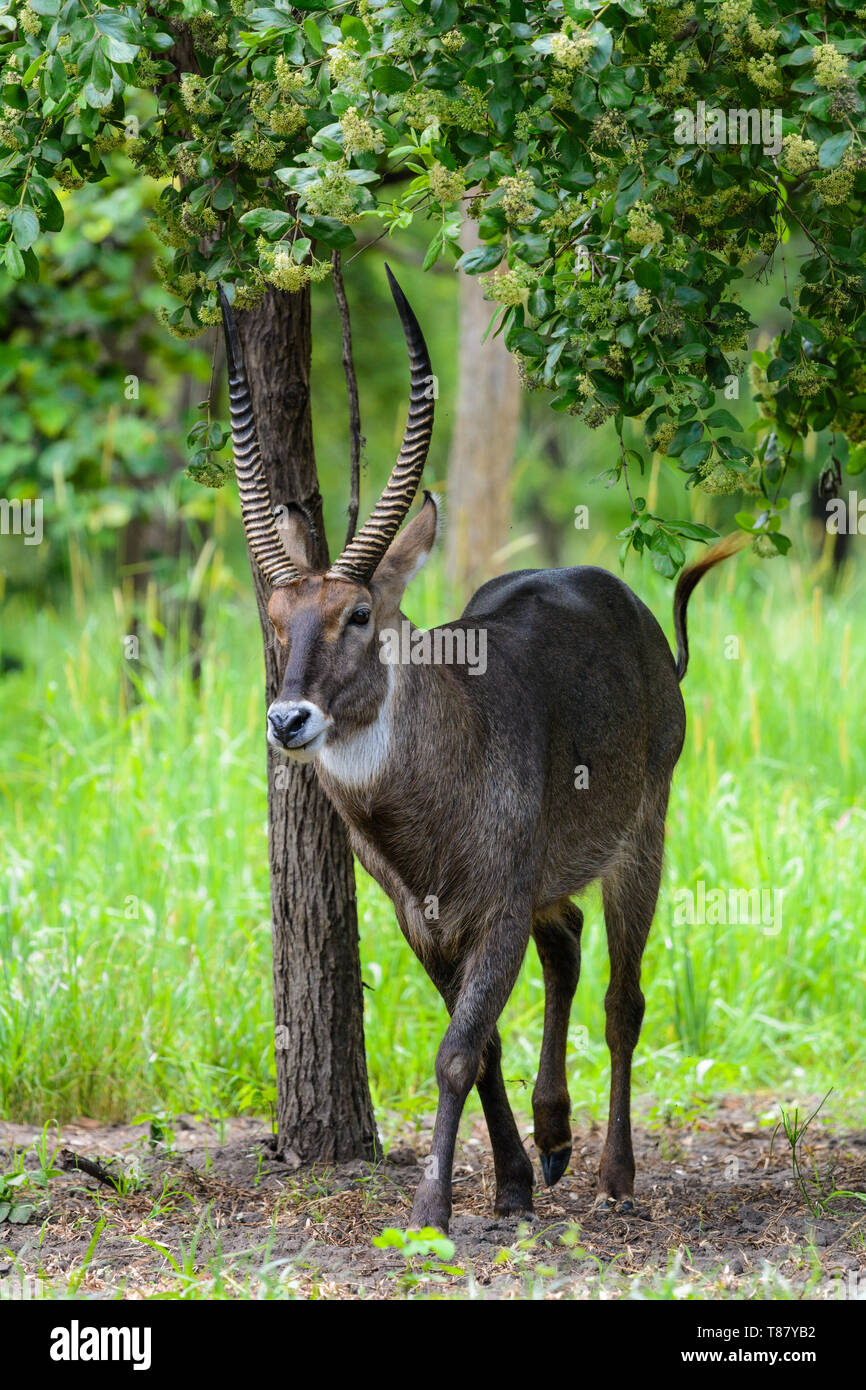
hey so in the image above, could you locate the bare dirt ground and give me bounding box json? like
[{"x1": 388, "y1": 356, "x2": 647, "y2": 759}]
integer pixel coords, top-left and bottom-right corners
[{"x1": 2, "y1": 1097, "x2": 865, "y2": 1299}]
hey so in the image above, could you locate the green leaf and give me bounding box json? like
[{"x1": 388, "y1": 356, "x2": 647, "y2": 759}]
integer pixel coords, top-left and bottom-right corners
[
  {"x1": 528, "y1": 287, "x2": 553, "y2": 319},
  {"x1": 651, "y1": 547, "x2": 677, "y2": 578},
  {"x1": 706, "y1": 408, "x2": 742, "y2": 432},
  {"x1": 779, "y1": 45, "x2": 815, "y2": 67},
  {"x1": 587, "y1": 22, "x2": 613, "y2": 73},
  {"x1": 212, "y1": 182, "x2": 236, "y2": 211},
  {"x1": 94, "y1": 11, "x2": 138, "y2": 42},
  {"x1": 508, "y1": 233, "x2": 549, "y2": 265},
  {"x1": 666, "y1": 520, "x2": 719, "y2": 541},
  {"x1": 488, "y1": 88, "x2": 515, "y2": 135},
  {"x1": 509, "y1": 329, "x2": 545, "y2": 355},
  {"x1": 29, "y1": 176, "x2": 63, "y2": 232},
  {"x1": 615, "y1": 179, "x2": 644, "y2": 216},
  {"x1": 846, "y1": 444, "x2": 866, "y2": 476},
  {"x1": 83, "y1": 82, "x2": 114, "y2": 109},
  {"x1": 601, "y1": 76, "x2": 634, "y2": 109},
  {"x1": 23, "y1": 51, "x2": 48, "y2": 85},
  {"x1": 275, "y1": 166, "x2": 321, "y2": 192},
  {"x1": 680, "y1": 441, "x2": 712, "y2": 469},
  {"x1": 456, "y1": 244, "x2": 504, "y2": 275},
  {"x1": 422, "y1": 230, "x2": 444, "y2": 271},
  {"x1": 625, "y1": 448, "x2": 645, "y2": 474},
  {"x1": 303, "y1": 17, "x2": 323, "y2": 55},
  {"x1": 105, "y1": 35, "x2": 140, "y2": 64},
  {"x1": 370, "y1": 64, "x2": 413, "y2": 93},
  {"x1": 239, "y1": 207, "x2": 294, "y2": 237},
  {"x1": 10, "y1": 208, "x2": 39, "y2": 250},
  {"x1": 767, "y1": 358, "x2": 790, "y2": 382},
  {"x1": 373, "y1": 1228, "x2": 407, "y2": 1249},
  {"x1": 674, "y1": 285, "x2": 706, "y2": 307},
  {"x1": 430, "y1": 0, "x2": 459, "y2": 31},
  {"x1": 669, "y1": 342, "x2": 707, "y2": 364},
  {"x1": 666, "y1": 421, "x2": 703, "y2": 457},
  {"x1": 341, "y1": 15, "x2": 370, "y2": 45},
  {"x1": 298, "y1": 215, "x2": 355, "y2": 249},
  {"x1": 45, "y1": 53, "x2": 67, "y2": 101},
  {"x1": 633, "y1": 259, "x2": 662, "y2": 292},
  {"x1": 90, "y1": 43, "x2": 113, "y2": 89},
  {"x1": 589, "y1": 370, "x2": 624, "y2": 407},
  {"x1": 818, "y1": 132, "x2": 851, "y2": 169}
]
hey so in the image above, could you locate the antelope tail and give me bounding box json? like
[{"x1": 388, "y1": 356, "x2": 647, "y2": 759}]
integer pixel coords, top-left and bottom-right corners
[{"x1": 673, "y1": 532, "x2": 749, "y2": 682}]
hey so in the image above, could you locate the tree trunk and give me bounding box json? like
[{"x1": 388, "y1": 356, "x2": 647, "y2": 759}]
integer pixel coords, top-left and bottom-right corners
[
  {"x1": 446, "y1": 222, "x2": 522, "y2": 597},
  {"x1": 237, "y1": 285, "x2": 379, "y2": 1165}
]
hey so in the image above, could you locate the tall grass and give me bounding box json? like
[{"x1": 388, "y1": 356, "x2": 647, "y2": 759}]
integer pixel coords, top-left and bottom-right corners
[{"x1": 1, "y1": 536, "x2": 864, "y2": 1133}]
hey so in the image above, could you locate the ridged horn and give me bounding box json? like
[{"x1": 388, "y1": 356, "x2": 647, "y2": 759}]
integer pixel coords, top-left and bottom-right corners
[
  {"x1": 218, "y1": 283, "x2": 299, "y2": 589},
  {"x1": 329, "y1": 264, "x2": 434, "y2": 583}
]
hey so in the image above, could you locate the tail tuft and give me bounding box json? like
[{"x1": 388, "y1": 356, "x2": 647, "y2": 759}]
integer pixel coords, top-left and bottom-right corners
[{"x1": 673, "y1": 532, "x2": 748, "y2": 681}]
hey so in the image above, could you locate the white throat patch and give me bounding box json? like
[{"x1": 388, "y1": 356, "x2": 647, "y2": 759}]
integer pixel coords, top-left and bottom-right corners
[{"x1": 317, "y1": 664, "x2": 396, "y2": 789}]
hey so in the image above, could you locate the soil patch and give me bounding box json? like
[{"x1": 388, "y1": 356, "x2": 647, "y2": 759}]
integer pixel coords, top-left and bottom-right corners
[{"x1": 2, "y1": 1099, "x2": 864, "y2": 1299}]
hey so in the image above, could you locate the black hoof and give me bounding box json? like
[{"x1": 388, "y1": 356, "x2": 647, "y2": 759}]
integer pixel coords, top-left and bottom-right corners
[
  {"x1": 539, "y1": 1145, "x2": 571, "y2": 1188},
  {"x1": 593, "y1": 1193, "x2": 635, "y2": 1215}
]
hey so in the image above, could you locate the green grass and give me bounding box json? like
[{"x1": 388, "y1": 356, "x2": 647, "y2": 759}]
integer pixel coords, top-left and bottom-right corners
[{"x1": 1, "y1": 533, "x2": 865, "y2": 1132}]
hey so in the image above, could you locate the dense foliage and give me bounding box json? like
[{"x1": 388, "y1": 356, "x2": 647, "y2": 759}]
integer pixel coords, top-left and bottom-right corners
[
  {"x1": 0, "y1": 171, "x2": 213, "y2": 575},
  {"x1": 3, "y1": 0, "x2": 866, "y2": 570}
]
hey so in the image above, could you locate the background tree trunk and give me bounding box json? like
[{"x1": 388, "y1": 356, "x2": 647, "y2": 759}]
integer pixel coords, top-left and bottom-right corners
[
  {"x1": 446, "y1": 222, "x2": 522, "y2": 597},
  {"x1": 237, "y1": 285, "x2": 379, "y2": 1165}
]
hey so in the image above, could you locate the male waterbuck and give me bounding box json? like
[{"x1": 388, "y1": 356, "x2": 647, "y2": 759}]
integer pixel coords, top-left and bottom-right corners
[{"x1": 220, "y1": 269, "x2": 742, "y2": 1233}]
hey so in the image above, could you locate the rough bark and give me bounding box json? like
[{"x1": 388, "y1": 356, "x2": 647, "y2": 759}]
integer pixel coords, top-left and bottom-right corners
[
  {"x1": 446, "y1": 222, "x2": 522, "y2": 597},
  {"x1": 236, "y1": 285, "x2": 379, "y2": 1165},
  {"x1": 157, "y1": 20, "x2": 377, "y2": 1161}
]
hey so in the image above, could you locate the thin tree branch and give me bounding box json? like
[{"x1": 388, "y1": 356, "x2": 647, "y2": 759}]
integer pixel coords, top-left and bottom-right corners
[
  {"x1": 331, "y1": 250, "x2": 363, "y2": 548},
  {"x1": 59, "y1": 1149, "x2": 126, "y2": 1193},
  {"x1": 618, "y1": 430, "x2": 638, "y2": 512}
]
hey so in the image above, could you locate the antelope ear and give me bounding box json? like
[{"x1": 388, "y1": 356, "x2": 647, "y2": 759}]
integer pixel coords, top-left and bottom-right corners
[
  {"x1": 275, "y1": 502, "x2": 315, "y2": 571},
  {"x1": 371, "y1": 492, "x2": 439, "y2": 609}
]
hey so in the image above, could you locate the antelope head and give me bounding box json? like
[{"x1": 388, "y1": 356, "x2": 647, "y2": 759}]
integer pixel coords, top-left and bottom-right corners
[{"x1": 219, "y1": 267, "x2": 436, "y2": 765}]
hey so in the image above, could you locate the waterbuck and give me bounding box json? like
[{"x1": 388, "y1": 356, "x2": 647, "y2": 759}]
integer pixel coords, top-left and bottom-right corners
[{"x1": 220, "y1": 269, "x2": 742, "y2": 1234}]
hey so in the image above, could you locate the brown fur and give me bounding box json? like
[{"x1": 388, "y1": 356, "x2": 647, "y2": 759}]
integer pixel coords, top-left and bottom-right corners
[
  {"x1": 266, "y1": 498, "x2": 741, "y2": 1231},
  {"x1": 673, "y1": 531, "x2": 749, "y2": 680}
]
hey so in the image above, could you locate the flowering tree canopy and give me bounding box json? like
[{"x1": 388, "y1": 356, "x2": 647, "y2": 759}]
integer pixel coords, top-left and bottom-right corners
[{"x1": 3, "y1": 0, "x2": 866, "y2": 572}]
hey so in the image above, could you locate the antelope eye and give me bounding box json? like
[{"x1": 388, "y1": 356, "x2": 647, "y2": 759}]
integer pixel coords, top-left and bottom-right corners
[{"x1": 348, "y1": 606, "x2": 371, "y2": 627}]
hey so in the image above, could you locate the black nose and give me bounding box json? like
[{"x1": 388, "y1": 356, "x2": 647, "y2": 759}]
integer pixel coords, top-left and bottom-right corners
[{"x1": 268, "y1": 707, "x2": 309, "y2": 745}]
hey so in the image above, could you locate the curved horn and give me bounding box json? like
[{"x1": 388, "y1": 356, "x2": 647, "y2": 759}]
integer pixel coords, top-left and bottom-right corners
[
  {"x1": 329, "y1": 264, "x2": 434, "y2": 583},
  {"x1": 218, "y1": 284, "x2": 299, "y2": 589}
]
